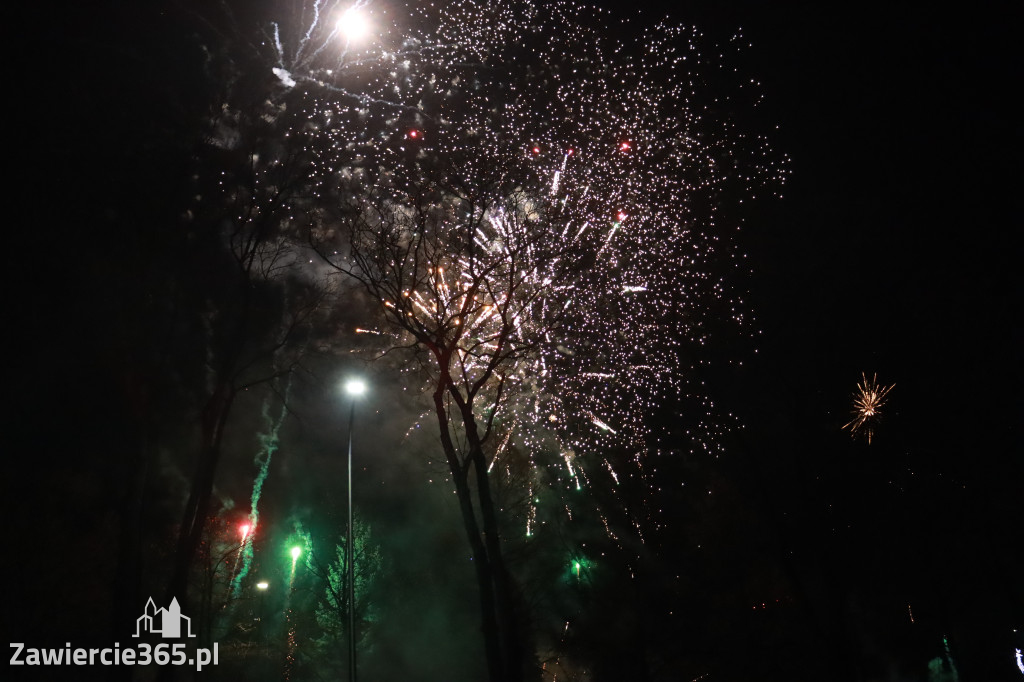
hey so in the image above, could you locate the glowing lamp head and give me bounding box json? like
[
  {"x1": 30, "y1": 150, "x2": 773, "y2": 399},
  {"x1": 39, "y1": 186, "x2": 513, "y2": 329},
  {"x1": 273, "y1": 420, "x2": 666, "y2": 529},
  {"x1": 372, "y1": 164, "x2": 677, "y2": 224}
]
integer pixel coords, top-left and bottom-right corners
[
  {"x1": 290, "y1": 546, "x2": 302, "y2": 560},
  {"x1": 256, "y1": 581, "x2": 269, "y2": 590},
  {"x1": 345, "y1": 379, "x2": 367, "y2": 396},
  {"x1": 337, "y1": 8, "x2": 371, "y2": 42},
  {"x1": 239, "y1": 523, "x2": 251, "y2": 538}
]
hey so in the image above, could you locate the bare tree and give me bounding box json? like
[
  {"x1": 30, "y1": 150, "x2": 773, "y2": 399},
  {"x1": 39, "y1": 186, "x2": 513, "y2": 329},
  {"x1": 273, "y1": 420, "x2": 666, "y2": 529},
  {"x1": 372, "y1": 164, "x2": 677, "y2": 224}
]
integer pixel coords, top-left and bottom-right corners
[
  {"x1": 315, "y1": 175, "x2": 576, "y2": 680},
  {"x1": 166, "y1": 82, "x2": 334, "y2": 606}
]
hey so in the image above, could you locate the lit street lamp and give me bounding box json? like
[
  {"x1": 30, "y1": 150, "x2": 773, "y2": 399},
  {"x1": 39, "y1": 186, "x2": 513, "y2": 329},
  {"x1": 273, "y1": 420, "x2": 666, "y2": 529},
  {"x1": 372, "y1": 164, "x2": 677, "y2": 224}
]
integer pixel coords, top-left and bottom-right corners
[
  {"x1": 255, "y1": 581, "x2": 268, "y2": 642},
  {"x1": 343, "y1": 379, "x2": 366, "y2": 682}
]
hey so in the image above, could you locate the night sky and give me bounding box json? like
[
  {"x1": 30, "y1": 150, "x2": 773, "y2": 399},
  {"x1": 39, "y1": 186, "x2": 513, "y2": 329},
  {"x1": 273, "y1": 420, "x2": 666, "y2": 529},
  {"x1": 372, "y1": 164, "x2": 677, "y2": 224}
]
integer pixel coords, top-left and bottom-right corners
[{"x1": 4, "y1": 1, "x2": 1020, "y2": 681}]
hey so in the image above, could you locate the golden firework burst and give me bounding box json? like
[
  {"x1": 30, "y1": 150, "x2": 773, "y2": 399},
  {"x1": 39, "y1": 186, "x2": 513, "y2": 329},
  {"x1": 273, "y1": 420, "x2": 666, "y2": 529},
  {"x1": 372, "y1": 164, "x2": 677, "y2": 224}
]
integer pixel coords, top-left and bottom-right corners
[{"x1": 843, "y1": 372, "x2": 894, "y2": 444}]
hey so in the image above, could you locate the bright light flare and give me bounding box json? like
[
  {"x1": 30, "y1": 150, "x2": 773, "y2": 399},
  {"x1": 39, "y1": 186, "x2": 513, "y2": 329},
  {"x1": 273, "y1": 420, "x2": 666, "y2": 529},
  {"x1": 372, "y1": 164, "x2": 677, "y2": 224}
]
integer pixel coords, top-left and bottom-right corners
[
  {"x1": 337, "y1": 7, "x2": 371, "y2": 42},
  {"x1": 239, "y1": 523, "x2": 251, "y2": 539},
  {"x1": 290, "y1": 546, "x2": 302, "y2": 560},
  {"x1": 256, "y1": 581, "x2": 269, "y2": 590},
  {"x1": 345, "y1": 379, "x2": 367, "y2": 396}
]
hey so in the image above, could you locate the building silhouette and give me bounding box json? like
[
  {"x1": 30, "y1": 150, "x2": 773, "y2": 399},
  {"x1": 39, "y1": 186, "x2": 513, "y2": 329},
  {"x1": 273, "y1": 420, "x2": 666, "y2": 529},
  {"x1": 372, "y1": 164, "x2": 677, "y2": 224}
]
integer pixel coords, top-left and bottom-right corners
[{"x1": 133, "y1": 597, "x2": 194, "y2": 638}]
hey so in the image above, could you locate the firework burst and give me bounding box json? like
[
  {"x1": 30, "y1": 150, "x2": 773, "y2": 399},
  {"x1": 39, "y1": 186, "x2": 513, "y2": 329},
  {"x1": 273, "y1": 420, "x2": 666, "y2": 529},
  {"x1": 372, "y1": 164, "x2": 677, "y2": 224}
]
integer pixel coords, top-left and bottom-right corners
[
  {"x1": 199, "y1": 0, "x2": 786, "y2": 549},
  {"x1": 300, "y1": 0, "x2": 784, "y2": 535},
  {"x1": 189, "y1": 2, "x2": 788, "y2": 671},
  {"x1": 843, "y1": 372, "x2": 894, "y2": 444}
]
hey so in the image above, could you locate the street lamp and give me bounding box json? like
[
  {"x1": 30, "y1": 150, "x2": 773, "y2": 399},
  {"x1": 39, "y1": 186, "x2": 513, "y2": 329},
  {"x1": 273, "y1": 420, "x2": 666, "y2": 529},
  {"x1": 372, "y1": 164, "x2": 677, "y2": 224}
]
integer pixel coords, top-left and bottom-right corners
[
  {"x1": 255, "y1": 581, "x2": 268, "y2": 642},
  {"x1": 343, "y1": 379, "x2": 366, "y2": 682}
]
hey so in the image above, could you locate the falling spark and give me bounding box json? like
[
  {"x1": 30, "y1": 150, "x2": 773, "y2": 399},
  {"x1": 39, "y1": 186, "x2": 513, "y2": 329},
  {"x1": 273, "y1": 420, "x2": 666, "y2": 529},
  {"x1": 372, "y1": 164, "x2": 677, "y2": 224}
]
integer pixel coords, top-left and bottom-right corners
[
  {"x1": 590, "y1": 415, "x2": 618, "y2": 434},
  {"x1": 943, "y1": 635, "x2": 960, "y2": 680}
]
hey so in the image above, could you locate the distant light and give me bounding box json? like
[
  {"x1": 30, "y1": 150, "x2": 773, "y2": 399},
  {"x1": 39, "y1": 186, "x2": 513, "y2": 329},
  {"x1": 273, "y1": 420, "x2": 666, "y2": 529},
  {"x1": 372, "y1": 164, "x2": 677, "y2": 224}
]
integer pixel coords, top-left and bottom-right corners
[
  {"x1": 532, "y1": 146, "x2": 541, "y2": 155},
  {"x1": 408, "y1": 129, "x2": 420, "y2": 138},
  {"x1": 619, "y1": 141, "x2": 631, "y2": 151},
  {"x1": 291, "y1": 546, "x2": 302, "y2": 560},
  {"x1": 345, "y1": 379, "x2": 367, "y2": 396},
  {"x1": 256, "y1": 581, "x2": 269, "y2": 590},
  {"x1": 337, "y1": 8, "x2": 371, "y2": 42}
]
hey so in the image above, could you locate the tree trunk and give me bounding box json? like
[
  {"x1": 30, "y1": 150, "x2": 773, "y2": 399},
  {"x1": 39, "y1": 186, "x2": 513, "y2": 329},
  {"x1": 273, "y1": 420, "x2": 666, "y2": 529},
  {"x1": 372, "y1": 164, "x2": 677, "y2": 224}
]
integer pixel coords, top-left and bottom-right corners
[
  {"x1": 455, "y1": 475, "x2": 505, "y2": 682},
  {"x1": 434, "y1": 385, "x2": 514, "y2": 682},
  {"x1": 168, "y1": 385, "x2": 235, "y2": 603},
  {"x1": 467, "y1": 415, "x2": 525, "y2": 682}
]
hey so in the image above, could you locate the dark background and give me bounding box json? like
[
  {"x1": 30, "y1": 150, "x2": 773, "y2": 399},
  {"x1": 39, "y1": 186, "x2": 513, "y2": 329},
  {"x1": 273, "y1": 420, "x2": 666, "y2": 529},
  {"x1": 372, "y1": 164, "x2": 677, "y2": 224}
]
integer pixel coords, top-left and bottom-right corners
[
  {"x1": 5, "y1": 1, "x2": 1020, "y2": 680},
  {"x1": 675, "y1": 2, "x2": 1022, "y2": 678},
  {"x1": 670, "y1": 3, "x2": 1022, "y2": 680}
]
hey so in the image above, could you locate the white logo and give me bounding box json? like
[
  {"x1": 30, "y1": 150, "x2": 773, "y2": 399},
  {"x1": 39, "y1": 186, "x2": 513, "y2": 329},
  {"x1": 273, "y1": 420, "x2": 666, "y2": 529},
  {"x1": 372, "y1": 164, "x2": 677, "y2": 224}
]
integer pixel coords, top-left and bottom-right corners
[{"x1": 133, "y1": 597, "x2": 195, "y2": 639}]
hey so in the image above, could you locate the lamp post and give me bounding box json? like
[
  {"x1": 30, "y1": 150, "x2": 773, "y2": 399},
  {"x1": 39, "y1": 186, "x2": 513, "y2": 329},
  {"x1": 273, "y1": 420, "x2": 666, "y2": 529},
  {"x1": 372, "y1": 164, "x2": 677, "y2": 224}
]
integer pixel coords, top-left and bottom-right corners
[{"x1": 343, "y1": 379, "x2": 366, "y2": 682}]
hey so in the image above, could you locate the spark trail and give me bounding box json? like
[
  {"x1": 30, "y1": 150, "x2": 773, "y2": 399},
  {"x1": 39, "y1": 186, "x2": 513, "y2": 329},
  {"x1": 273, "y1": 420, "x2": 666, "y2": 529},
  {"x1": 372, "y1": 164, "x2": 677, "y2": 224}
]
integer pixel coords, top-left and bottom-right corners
[
  {"x1": 282, "y1": 525, "x2": 310, "y2": 680},
  {"x1": 230, "y1": 376, "x2": 293, "y2": 598}
]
